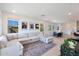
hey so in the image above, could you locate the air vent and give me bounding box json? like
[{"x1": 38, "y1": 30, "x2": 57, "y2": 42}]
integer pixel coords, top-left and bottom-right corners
[{"x1": 41, "y1": 14, "x2": 45, "y2": 16}]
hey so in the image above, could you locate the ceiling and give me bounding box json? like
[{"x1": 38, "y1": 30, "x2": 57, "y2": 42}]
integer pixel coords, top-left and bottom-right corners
[{"x1": 0, "y1": 3, "x2": 79, "y2": 23}]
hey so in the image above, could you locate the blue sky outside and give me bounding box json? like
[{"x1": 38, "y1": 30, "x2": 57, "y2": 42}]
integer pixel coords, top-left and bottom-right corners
[{"x1": 8, "y1": 19, "x2": 18, "y2": 27}]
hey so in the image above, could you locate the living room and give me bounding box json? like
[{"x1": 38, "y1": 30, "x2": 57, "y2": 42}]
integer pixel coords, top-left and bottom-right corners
[{"x1": 0, "y1": 3, "x2": 79, "y2": 56}]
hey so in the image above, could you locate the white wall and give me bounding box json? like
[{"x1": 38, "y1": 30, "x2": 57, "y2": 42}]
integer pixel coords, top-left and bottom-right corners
[
  {"x1": 0, "y1": 10, "x2": 2, "y2": 36},
  {"x1": 1, "y1": 11, "x2": 77, "y2": 36},
  {"x1": 2, "y1": 11, "x2": 53, "y2": 35},
  {"x1": 2, "y1": 11, "x2": 77, "y2": 36},
  {"x1": 62, "y1": 21, "x2": 76, "y2": 35}
]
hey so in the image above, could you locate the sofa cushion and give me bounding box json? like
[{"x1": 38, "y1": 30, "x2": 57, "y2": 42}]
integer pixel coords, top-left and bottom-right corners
[
  {"x1": 28, "y1": 32, "x2": 34, "y2": 37},
  {"x1": 7, "y1": 40, "x2": 18, "y2": 47},
  {"x1": 34, "y1": 32, "x2": 40, "y2": 36},
  {"x1": 28, "y1": 32, "x2": 40, "y2": 37},
  {"x1": 6, "y1": 33, "x2": 18, "y2": 41},
  {"x1": 18, "y1": 33, "x2": 28, "y2": 39},
  {"x1": 0, "y1": 36, "x2": 7, "y2": 49}
]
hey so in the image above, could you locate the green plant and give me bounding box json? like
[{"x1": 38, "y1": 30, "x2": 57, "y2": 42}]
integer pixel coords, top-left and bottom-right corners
[
  {"x1": 61, "y1": 38, "x2": 77, "y2": 56},
  {"x1": 61, "y1": 43, "x2": 75, "y2": 56}
]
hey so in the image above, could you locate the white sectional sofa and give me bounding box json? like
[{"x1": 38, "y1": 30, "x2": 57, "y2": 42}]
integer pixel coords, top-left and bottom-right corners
[
  {"x1": 18, "y1": 32, "x2": 40, "y2": 44},
  {"x1": 0, "y1": 40, "x2": 23, "y2": 56},
  {"x1": 0, "y1": 35, "x2": 23, "y2": 56},
  {"x1": 0, "y1": 32, "x2": 53, "y2": 56},
  {"x1": 0, "y1": 32, "x2": 41, "y2": 56}
]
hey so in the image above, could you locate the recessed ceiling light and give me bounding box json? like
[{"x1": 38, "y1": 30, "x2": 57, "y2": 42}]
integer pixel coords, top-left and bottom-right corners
[
  {"x1": 12, "y1": 10, "x2": 16, "y2": 13},
  {"x1": 68, "y1": 12, "x2": 71, "y2": 15}
]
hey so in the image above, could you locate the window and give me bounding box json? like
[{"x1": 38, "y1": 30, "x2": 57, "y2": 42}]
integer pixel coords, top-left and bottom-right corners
[{"x1": 8, "y1": 19, "x2": 18, "y2": 33}]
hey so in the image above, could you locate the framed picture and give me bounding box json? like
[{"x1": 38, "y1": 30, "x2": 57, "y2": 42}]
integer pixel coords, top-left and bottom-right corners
[
  {"x1": 8, "y1": 19, "x2": 18, "y2": 33},
  {"x1": 40, "y1": 24, "x2": 44, "y2": 32},
  {"x1": 35, "y1": 24, "x2": 39, "y2": 29},
  {"x1": 30, "y1": 24, "x2": 34, "y2": 29},
  {"x1": 22, "y1": 22, "x2": 27, "y2": 29},
  {"x1": 57, "y1": 26, "x2": 59, "y2": 30},
  {"x1": 53, "y1": 25, "x2": 54, "y2": 30},
  {"x1": 48, "y1": 25, "x2": 51, "y2": 31}
]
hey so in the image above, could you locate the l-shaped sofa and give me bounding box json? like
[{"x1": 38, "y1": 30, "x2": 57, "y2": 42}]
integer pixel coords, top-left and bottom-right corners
[{"x1": 0, "y1": 32, "x2": 53, "y2": 56}]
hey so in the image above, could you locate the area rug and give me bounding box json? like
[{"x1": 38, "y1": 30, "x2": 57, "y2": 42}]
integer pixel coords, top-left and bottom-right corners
[{"x1": 23, "y1": 40, "x2": 56, "y2": 56}]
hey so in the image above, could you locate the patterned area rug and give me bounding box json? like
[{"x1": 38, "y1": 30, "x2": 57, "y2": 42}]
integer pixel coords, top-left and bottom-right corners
[{"x1": 23, "y1": 40, "x2": 56, "y2": 56}]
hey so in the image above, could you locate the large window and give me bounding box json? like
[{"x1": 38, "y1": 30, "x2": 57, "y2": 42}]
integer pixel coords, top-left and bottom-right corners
[{"x1": 8, "y1": 19, "x2": 18, "y2": 33}]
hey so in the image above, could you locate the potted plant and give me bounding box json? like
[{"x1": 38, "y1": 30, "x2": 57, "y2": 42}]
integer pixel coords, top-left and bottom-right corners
[{"x1": 61, "y1": 38, "x2": 77, "y2": 56}]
